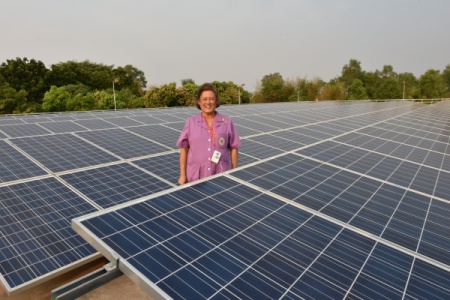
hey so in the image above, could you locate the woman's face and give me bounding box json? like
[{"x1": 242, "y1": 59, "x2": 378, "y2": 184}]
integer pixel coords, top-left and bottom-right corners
[{"x1": 198, "y1": 90, "x2": 217, "y2": 115}]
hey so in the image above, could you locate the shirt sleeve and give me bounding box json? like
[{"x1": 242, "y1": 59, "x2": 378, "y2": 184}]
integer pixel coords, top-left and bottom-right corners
[
  {"x1": 176, "y1": 118, "x2": 190, "y2": 148},
  {"x1": 228, "y1": 118, "x2": 241, "y2": 149}
]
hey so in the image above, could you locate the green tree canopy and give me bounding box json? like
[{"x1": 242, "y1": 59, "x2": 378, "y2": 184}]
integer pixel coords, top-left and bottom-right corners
[
  {"x1": 347, "y1": 79, "x2": 368, "y2": 100},
  {"x1": 42, "y1": 86, "x2": 71, "y2": 112},
  {"x1": 442, "y1": 64, "x2": 450, "y2": 96},
  {"x1": 48, "y1": 60, "x2": 114, "y2": 90},
  {"x1": 340, "y1": 59, "x2": 364, "y2": 88},
  {"x1": 260, "y1": 73, "x2": 285, "y2": 103},
  {"x1": 0, "y1": 57, "x2": 50, "y2": 105},
  {"x1": 419, "y1": 69, "x2": 445, "y2": 99}
]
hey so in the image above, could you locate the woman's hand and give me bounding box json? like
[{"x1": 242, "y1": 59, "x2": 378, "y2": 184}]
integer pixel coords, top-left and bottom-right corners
[{"x1": 178, "y1": 175, "x2": 187, "y2": 185}]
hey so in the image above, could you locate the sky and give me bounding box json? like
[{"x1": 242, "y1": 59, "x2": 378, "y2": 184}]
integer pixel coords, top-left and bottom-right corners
[{"x1": 1, "y1": 0, "x2": 449, "y2": 92}]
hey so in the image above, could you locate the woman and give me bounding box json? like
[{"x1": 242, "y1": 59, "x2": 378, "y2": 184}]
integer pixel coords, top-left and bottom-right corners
[{"x1": 177, "y1": 83, "x2": 241, "y2": 184}]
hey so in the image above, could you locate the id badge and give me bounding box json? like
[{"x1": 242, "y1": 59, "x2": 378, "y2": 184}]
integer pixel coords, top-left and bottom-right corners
[{"x1": 211, "y1": 150, "x2": 221, "y2": 164}]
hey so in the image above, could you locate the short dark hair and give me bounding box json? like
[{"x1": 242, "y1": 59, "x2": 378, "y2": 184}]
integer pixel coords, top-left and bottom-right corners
[{"x1": 195, "y1": 83, "x2": 221, "y2": 109}]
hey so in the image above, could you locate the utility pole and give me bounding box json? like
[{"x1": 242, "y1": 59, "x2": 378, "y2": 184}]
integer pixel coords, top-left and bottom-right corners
[
  {"x1": 238, "y1": 83, "x2": 245, "y2": 105},
  {"x1": 403, "y1": 80, "x2": 405, "y2": 99},
  {"x1": 113, "y1": 78, "x2": 119, "y2": 111}
]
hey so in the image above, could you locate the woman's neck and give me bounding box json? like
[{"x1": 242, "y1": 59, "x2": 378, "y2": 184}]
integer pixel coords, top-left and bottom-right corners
[{"x1": 202, "y1": 111, "x2": 216, "y2": 122}]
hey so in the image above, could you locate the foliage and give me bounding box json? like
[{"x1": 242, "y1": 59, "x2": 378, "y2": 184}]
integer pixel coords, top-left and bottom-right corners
[
  {"x1": 42, "y1": 86, "x2": 71, "y2": 112},
  {"x1": 260, "y1": 73, "x2": 285, "y2": 103},
  {"x1": 181, "y1": 82, "x2": 198, "y2": 106},
  {"x1": 347, "y1": 79, "x2": 367, "y2": 100},
  {"x1": 144, "y1": 83, "x2": 180, "y2": 108},
  {"x1": 0, "y1": 57, "x2": 50, "y2": 105},
  {"x1": 48, "y1": 60, "x2": 114, "y2": 90},
  {"x1": 340, "y1": 59, "x2": 364, "y2": 88},
  {"x1": 1, "y1": 56, "x2": 449, "y2": 114},
  {"x1": 442, "y1": 64, "x2": 450, "y2": 96},
  {"x1": 419, "y1": 69, "x2": 445, "y2": 99},
  {"x1": 318, "y1": 81, "x2": 345, "y2": 100}
]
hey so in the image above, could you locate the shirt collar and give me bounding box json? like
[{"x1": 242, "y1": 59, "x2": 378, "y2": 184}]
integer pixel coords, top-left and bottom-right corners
[{"x1": 196, "y1": 112, "x2": 225, "y2": 128}]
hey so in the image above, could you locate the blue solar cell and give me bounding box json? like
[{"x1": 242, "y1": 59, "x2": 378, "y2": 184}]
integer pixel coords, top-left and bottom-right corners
[
  {"x1": 349, "y1": 243, "x2": 412, "y2": 298},
  {"x1": 406, "y1": 259, "x2": 450, "y2": 299}
]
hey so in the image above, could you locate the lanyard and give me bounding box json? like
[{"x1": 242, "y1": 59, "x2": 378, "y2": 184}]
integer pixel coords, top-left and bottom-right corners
[{"x1": 202, "y1": 114, "x2": 216, "y2": 142}]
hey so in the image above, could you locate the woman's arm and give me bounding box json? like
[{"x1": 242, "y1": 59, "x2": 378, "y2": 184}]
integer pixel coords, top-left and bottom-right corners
[
  {"x1": 178, "y1": 148, "x2": 189, "y2": 184},
  {"x1": 230, "y1": 148, "x2": 238, "y2": 169}
]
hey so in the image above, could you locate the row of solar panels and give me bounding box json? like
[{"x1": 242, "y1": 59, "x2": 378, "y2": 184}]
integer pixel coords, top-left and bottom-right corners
[
  {"x1": 72, "y1": 100, "x2": 450, "y2": 299},
  {"x1": 1, "y1": 100, "x2": 449, "y2": 297}
]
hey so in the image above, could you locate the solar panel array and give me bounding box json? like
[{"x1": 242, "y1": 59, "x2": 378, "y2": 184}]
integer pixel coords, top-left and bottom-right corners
[
  {"x1": 1, "y1": 100, "x2": 450, "y2": 297},
  {"x1": 66, "y1": 100, "x2": 449, "y2": 299}
]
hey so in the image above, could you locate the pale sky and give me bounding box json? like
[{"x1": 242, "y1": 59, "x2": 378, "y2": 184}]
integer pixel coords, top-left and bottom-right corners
[{"x1": 1, "y1": 0, "x2": 449, "y2": 92}]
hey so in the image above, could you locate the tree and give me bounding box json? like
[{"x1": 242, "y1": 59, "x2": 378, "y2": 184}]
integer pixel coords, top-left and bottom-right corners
[
  {"x1": 340, "y1": 59, "x2": 364, "y2": 89},
  {"x1": 181, "y1": 78, "x2": 195, "y2": 86},
  {"x1": 143, "y1": 83, "x2": 179, "y2": 108},
  {"x1": 48, "y1": 60, "x2": 114, "y2": 90},
  {"x1": 260, "y1": 73, "x2": 285, "y2": 103},
  {"x1": 398, "y1": 72, "x2": 419, "y2": 99},
  {"x1": 362, "y1": 71, "x2": 379, "y2": 99},
  {"x1": 318, "y1": 81, "x2": 345, "y2": 100},
  {"x1": 347, "y1": 79, "x2": 368, "y2": 100},
  {"x1": 374, "y1": 79, "x2": 401, "y2": 100},
  {"x1": 371, "y1": 65, "x2": 401, "y2": 100},
  {"x1": 41, "y1": 86, "x2": 71, "y2": 112},
  {"x1": 92, "y1": 90, "x2": 113, "y2": 110},
  {"x1": 113, "y1": 64, "x2": 147, "y2": 96},
  {"x1": 0, "y1": 84, "x2": 24, "y2": 114},
  {"x1": 419, "y1": 69, "x2": 445, "y2": 99},
  {"x1": 118, "y1": 88, "x2": 145, "y2": 109},
  {"x1": 212, "y1": 81, "x2": 250, "y2": 105},
  {"x1": 0, "y1": 57, "x2": 50, "y2": 105},
  {"x1": 304, "y1": 77, "x2": 325, "y2": 101},
  {"x1": 442, "y1": 64, "x2": 450, "y2": 96}
]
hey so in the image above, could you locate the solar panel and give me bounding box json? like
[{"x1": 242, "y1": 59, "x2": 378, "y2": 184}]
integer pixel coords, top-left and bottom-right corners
[
  {"x1": 76, "y1": 128, "x2": 171, "y2": 159},
  {"x1": 73, "y1": 118, "x2": 117, "y2": 130},
  {"x1": 132, "y1": 152, "x2": 180, "y2": 184},
  {"x1": 10, "y1": 134, "x2": 119, "y2": 172},
  {"x1": 0, "y1": 141, "x2": 47, "y2": 183},
  {"x1": 127, "y1": 124, "x2": 181, "y2": 149},
  {"x1": 38, "y1": 121, "x2": 87, "y2": 133},
  {"x1": 2, "y1": 100, "x2": 450, "y2": 297},
  {"x1": 0, "y1": 123, "x2": 52, "y2": 138},
  {"x1": 60, "y1": 163, "x2": 172, "y2": 208},
  {"x1": 0, "y1": 178, "x2": 98, "y2": 292}
]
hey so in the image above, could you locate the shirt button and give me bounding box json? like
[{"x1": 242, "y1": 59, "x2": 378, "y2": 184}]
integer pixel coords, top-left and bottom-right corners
[
  {"x1": 208, "y1": 148, "x2": 210, "y2": 151},
  {"x1": 208, "y1": 139, "x2": 211, "y2": 142},
  {"x1": 208, "y1": 168, "x2": 210, "y2": 170},
  {"x1": 208, "y1": 157, "x2": 211, "y2": 160}
]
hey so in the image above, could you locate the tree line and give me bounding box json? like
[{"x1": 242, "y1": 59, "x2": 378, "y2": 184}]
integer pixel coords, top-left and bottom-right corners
[{"x1": 0, "y1": 57, "x2": 449, "y2": 114}]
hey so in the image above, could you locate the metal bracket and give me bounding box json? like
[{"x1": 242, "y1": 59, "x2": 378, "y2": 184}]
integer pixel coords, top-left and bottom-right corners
[{"x1": 51, "y1": 256, "x2": 122, "y2": 300}]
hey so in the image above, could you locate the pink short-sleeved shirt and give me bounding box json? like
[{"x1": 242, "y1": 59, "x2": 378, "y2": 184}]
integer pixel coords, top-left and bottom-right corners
[{"x1": 176, "y1": 112, "x2": 241, "y2": 182}]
